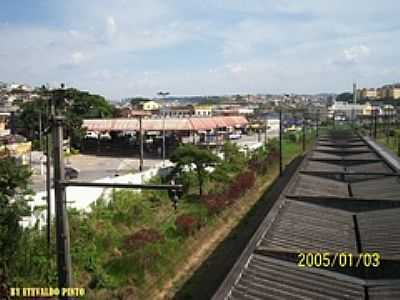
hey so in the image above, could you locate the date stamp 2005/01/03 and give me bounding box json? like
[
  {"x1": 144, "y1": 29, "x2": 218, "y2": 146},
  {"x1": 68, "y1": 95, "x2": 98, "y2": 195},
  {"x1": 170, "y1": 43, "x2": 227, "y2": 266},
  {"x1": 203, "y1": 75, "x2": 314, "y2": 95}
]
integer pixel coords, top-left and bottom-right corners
[{"x1": 297, "y1": 252, "x2": 381, "y2": 268}]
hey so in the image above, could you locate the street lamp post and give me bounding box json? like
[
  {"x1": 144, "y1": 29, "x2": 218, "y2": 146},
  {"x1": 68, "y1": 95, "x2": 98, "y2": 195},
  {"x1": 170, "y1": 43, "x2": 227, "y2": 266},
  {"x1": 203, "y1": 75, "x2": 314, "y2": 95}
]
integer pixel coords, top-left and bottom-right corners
[
  {"x1": 302, "y1": 117, "x2": 306, "y2": 152},
  {"x1": 157, "y1": 91, "x2": 170, "y2": 167},
  {"x1": 374, "y1": 109, "x2": 377, "y2": 139},
  {"x1": 139, "y1": 115, "x2": 143, "y2": 172},
  {"x1": 264, "y1": 116, "x2": 268, "y2": 146}
]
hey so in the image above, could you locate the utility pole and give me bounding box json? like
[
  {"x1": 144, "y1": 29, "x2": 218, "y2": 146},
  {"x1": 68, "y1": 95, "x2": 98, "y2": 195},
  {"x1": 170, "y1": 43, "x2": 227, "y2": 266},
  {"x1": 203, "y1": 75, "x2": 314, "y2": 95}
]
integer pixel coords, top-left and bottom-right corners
[
  {"x1": 41, "y1": 85, "x2": 52, "y2": 252},
  {"x1": 139, "y1": 115, "x2": 144, "y2": 172},
  {"x1": 46, "y1": 130, "x2": 51, "y2": 251},
  {"x1": 264, "y1": 116, "x2": 268, "y2": 146},
  {"x1": 279, "y1": 109, "x2": 283, "y2": 176},
  {"x1": 370, "y1": 111, "x2": 373, "y2": 136},
  {"x1": 316, "y1": 109, "x2": 320, "y2": 137},
  {"x1": 374, "y1": 109, "x2": 377, "y2": 139},
  {"x1": 162, "y1": 114, "x2": 166, "y2": 167},
  {"x1": 157, "y1": 91, "x2": 170, "y2": 167},
  {"x1": 39, "y1": 111, "x2": 43, "y2": 151},
  {"x1": 52, "y1": 86, "x2": 73, "y2": 297},
  {"x1": 302, "y1": 117, "x2": 306, "y2": 152}
]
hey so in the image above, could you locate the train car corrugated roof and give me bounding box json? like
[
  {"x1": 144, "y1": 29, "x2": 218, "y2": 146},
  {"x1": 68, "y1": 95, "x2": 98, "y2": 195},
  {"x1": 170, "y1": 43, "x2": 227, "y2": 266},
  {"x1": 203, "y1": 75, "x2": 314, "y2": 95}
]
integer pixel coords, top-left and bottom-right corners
[
  {"x1": 213, "y1": 131, "x2": 400, "y2": 300},
  {"x1": 258, "y1": 199, "x2": 357, "y2": 253}
]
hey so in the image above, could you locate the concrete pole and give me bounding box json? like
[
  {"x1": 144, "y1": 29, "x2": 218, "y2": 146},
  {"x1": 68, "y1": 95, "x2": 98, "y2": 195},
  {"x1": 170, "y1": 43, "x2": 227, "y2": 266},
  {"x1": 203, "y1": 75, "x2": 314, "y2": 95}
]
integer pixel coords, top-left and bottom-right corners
[
  {"x1": 279, "y1": 109, "x2": 283, "y2": 176},
  {"x1": 139, "y1": 115, "x2": 143, "y2": 172},
  {"x1": 264, "y1": 117, "x2": 268, "y2": 146},
  {"x1": 374, "y1": 109, "x2": 377, "y2": 139},
  {"x1": 52, "y1": 115, "x2": 73, "y2": 296},
  {"x1": 46, "y1": 133, "x2": 51, "y2": 251},
  {"x1": 302, "y1": 118, "x2": 306, "y2": 152},
  {"x1": 39, "y1": 111, "x2": 43, "y2": 151},
  {"x1": 47, "y1": 95, "x2": 55, "y2": 253},
  {"x1": 162, "y1": 113, "x2": 166, "y2": 167}
]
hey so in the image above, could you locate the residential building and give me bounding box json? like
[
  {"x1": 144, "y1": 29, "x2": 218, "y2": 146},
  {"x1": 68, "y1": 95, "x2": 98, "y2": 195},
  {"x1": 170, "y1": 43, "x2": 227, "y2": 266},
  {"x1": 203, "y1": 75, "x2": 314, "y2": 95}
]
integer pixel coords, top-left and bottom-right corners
[
  {"x1": 359, "y1": 84, "x2": 400, "y2": 100},
  {"x1": 118, "y1": 107, "x2": 151, "y2": 118},
  {"x1": 329, "y1": 102, "x2": 369, "y2": 120},
  {"x1": 358, "y1": 88, "x2": 377, "y2": 99},
  {"x1": 141, "y1": 100, "x2": 160, "y2": 111},
  {"x1": 0, "y1": 134, "x2": 31, "y2": 164},
  {"x1": 194, "y1": 105, "x2": 213, "y2": 117},
  {"x1": 0, "y1": 113, "x2": 8, "y2": 135},
  {"x1": 164, "y1": 105, "x2": 194, "y2": 118},
  {"x1": 388, "y1": 87, "x2": 400, "y2": 99}
]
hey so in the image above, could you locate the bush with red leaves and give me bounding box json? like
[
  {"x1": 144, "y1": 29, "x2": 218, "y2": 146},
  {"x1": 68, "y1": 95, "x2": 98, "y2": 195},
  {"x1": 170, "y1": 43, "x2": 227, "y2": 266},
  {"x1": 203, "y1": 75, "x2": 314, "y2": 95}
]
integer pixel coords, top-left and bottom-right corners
[
  {"x1": 228, "y1": 171, "x2": 256, "y2": 199},
  {"x1": 124, "y1": 228, "x2": 164, "y2": 251},
  {"x1": 203, "y1": 170, "x2": 256, "y2": 215},
  {"x1": 203, "y1": 194, "x2": 228, "y2": 215},
  {"x1": 175, "y1": 214, "x2": 200, "y2": 236}
]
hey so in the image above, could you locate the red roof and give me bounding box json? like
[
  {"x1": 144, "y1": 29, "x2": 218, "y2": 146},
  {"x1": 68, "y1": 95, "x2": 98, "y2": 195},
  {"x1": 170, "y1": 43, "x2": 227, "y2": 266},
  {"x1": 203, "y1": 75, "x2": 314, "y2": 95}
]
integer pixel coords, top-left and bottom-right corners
[{"x1": 83, "y1": 116, "x2": 248, "y2": 132}]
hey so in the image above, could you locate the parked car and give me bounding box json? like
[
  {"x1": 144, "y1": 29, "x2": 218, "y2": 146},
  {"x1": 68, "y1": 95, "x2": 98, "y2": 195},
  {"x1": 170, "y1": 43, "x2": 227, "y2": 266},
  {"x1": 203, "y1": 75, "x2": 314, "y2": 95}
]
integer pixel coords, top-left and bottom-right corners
[
  {"x1": 99, "y1": 132, "x2": 112, "y2": 140},
  {"x1": 85, "y1": 131, "x2": 98, "y2": 139},
  {"x1": 65, "y1": 166, "x2": 80, "y2": 180},
  {"x1": 228, "y1": 132, "x2": 242, "y2": 140}
]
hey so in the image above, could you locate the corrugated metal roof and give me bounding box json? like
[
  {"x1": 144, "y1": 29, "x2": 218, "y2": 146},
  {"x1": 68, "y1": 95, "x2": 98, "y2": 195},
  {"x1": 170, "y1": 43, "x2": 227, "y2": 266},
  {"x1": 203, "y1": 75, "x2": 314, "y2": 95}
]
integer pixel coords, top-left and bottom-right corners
[
  {"x1": 302, "y1": 160, "x2": 345, "y2": 172},
  {"x1": 358, "y1": 208, "x2": 400, "y2": 259},
  {"x1": 82, "y1": 116, "x2": 248, "y2": 132},
  {"x1": 288, "y1": 174, "x2": 349, "y2": 197},
  {"x1": 352, "y1": 177, "x2": 400, "y2": 200},
  {"x1": 227, "y1": 255, "x2": 365, "y2": 300},
  {"x1": 258, "y1": 199, "x2": 357, "y2": 253},
  {"x1": 369, "y1": 284, "x2": 400, "y2": 300},
  {"x1": 213, "y1": 131, "x2": 400, "y2": 300}
]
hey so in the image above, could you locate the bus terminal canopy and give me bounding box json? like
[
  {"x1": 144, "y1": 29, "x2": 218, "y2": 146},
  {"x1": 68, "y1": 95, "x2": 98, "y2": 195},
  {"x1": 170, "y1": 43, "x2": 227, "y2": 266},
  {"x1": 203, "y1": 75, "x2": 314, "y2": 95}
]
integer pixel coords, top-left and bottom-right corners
[{"x1": 82, "y1": 116, "x2": 248, "y2": 132}]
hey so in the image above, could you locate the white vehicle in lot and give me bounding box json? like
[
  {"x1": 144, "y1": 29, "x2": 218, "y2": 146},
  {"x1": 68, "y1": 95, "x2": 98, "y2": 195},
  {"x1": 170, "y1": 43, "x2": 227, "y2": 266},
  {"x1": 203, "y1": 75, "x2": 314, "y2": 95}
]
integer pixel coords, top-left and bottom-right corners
[
  {"x1": 228, "y1": 132, "x2": 242, "y2": 140},
  {"x1": 99, "y1": 132, "x2": 112, "y2": 140},
  {"x1": 85, "y1": 131, "x2": 98, "y2": 139}
]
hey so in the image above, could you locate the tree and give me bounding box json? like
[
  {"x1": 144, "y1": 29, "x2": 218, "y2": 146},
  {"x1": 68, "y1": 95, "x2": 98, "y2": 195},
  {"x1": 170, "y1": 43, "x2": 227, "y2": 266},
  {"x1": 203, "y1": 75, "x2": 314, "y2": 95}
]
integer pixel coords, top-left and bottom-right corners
[
  {"x1": 16, "y1": 88, "x2": 115, "y2": 149},
  {"x1": 170, "y1": 144, "x2": 219, "y2": 196},
  {"x1": 17, "y1": 97, "x2": 48, "y2": 142},
  {"x1": 336, "y1": 92, "x2": 353, "y2": 103},
  {"x1": 211, "y1": 142, "x2": 246, "y2": 185},
  {"x1": 0, "y1": 158, "x2": 32, "y2": 284},
  {"x1": 129, "y1": 97, "x2": 151, "y2": 107}
]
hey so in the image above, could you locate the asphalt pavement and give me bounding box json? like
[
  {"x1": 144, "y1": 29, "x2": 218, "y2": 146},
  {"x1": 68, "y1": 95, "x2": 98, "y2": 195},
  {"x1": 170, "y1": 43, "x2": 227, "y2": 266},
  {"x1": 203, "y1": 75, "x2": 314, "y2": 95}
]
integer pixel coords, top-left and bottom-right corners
[{"x1": 30, "y1": 134, "x2": 273, "y2": 192}]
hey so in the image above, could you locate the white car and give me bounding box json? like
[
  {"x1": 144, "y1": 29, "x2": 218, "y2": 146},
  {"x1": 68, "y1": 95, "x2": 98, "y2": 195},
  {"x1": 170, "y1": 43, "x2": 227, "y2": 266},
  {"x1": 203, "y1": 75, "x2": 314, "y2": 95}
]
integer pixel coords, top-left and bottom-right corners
[
  {"x1": 228, "y1": 132, "x2": 242, "y2": 140},
  {"x1": 85, "y1": 131, "x2": 98, "y2": 139},
  {"x1": 99, "y1": 132, "x2": 112, "y2": 140}
]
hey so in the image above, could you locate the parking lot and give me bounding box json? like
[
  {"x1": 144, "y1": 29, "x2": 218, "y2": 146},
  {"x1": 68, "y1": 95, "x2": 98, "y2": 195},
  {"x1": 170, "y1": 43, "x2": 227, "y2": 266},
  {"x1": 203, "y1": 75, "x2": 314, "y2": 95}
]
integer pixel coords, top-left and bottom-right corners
[{"x1": 30, "y1": 132, "x2": 277, "y2": 192}]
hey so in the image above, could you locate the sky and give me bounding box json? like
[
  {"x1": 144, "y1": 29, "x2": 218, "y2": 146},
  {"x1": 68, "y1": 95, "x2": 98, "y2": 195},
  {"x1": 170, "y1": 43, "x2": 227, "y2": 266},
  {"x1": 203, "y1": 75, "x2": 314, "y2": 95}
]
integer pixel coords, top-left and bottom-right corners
[{"x1": 1, "y1": 0, "x2": 400, "y2": 100}]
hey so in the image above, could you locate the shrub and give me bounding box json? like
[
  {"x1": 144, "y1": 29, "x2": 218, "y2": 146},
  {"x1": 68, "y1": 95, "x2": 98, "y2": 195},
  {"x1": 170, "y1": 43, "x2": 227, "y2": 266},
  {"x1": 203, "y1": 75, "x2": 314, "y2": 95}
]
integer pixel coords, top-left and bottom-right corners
[
  {"x1": 203, "y1": 195, "x2": 228, "y2": 215},
  {"x1": 288, "y1": 133, "x2": 298, "y2": 143},
  {"x1": 203, "y1": 170, "x2": 256, "y2": 215},
  {"x1": 175, "y1": 214, "x2": 200, "y2": 236},
  {"x1": 227, "y1": 171, "x2": 256, "y2": 200},
  {"x1": 123, "y1": 228, "x2": 164, "y2": 252}
]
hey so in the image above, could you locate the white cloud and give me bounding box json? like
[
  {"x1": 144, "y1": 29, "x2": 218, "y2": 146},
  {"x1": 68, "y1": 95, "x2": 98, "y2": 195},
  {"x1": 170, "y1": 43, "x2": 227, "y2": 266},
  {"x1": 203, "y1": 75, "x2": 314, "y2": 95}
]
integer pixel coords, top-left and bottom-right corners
[
  {"x1": 225, "y1": 63, "x2": 246, "y2": 74},
  {"x1": 71, "y1": 51, "x2": 86, "y2": 65},
  {"x1": 106, "y1": 16, "x2": 116, "y2": 36},
  {"x1": 343, "y1": 45, "x2": 371, "y2": 63}
]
